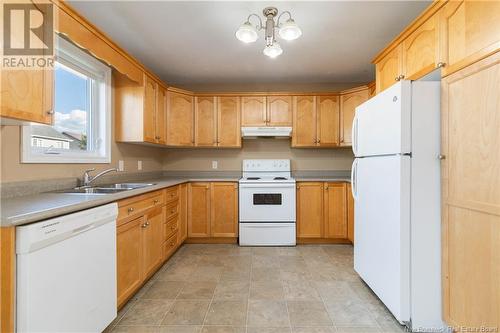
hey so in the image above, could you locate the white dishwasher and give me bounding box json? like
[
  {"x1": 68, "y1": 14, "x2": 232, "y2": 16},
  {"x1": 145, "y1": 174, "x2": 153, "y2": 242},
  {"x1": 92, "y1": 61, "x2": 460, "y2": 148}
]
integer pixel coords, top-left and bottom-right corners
[{"x1": 16, "y1": 203, "x2": 118, "y2": 333}]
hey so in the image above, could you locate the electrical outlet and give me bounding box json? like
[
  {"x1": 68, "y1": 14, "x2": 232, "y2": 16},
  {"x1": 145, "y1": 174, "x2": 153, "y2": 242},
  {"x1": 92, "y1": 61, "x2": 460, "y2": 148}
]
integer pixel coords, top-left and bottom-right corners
[
  {"x1": 137, "y1": 160, "x2": 142, "y2": 170},
  {"x1": 212, "y1": 161, "x2": 218, "y2": 169},
  {"x1": 118, "y1": 160, "x2": 124, "y2": 172}
]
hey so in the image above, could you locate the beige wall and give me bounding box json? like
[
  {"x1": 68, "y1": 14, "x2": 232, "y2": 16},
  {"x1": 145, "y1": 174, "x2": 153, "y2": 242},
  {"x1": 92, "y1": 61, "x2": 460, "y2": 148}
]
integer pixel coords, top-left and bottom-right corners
[
  {"x1": 0, "y1": 126, "x2": 164, "y2": 183},
  {"x1": 163, "y1": 139, "x2": 354, "y2": 171}
]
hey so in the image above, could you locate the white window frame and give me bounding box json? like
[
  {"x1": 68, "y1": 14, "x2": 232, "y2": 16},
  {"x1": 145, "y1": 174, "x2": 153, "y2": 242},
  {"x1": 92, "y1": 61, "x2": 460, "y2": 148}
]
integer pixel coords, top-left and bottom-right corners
[{"x1": 21, "y1": 36, "x2": 111, "y2": 164}]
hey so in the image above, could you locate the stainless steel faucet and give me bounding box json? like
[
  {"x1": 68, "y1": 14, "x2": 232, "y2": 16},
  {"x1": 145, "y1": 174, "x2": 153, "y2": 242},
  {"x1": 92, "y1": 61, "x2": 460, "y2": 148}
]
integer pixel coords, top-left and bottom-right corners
[{"x1": 82, "y1": 168, "x2": 118, "y2": 187}]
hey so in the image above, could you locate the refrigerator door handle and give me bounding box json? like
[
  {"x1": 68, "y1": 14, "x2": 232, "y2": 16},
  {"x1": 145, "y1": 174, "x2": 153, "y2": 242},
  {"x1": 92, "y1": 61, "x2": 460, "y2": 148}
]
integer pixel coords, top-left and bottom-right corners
[
  {"x1": 352, "y1": 114, "x2": 358, "y2": 156},
  {"x1": 351, "y1": 159, "x2": 358, "y2": 201}
]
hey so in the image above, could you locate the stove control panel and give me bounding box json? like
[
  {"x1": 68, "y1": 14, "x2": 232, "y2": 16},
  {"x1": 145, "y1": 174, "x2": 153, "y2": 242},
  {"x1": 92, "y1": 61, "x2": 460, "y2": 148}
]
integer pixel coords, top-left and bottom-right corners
[{"x1": 243, "y1": 159, "x2": 291, "y2": 172}]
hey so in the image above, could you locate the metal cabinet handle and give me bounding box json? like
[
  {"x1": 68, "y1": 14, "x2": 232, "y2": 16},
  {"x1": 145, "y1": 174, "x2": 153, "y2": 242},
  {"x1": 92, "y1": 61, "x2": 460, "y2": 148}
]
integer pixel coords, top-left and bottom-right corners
[
  {"x1": 395, "y1": 76, "x2": 400, "y2": 82},
  {"x1": 438, "y1": 154, "x2": 446, "y2": 160},
  {"x1": 46, "y1": 110, "x2": 54, "y2": 115},
  {"x1": 171, "y1": 209, "x2": 175, "y2": 214},
  {"x1": 437, "y1": 62, "x2": 446, "y2": 68},
  {"x1": 128, "y1": 207, "x2": 134, "y2": 213},
  {"x1": 141, "y1": 223, "x2": 147, "y2": 228},
  {"x1": 154, "y1": 199, "x2": 159, "y2": 204},
  {"x1": 317, "y1": 139, "x2": 321, "y2": 144}
]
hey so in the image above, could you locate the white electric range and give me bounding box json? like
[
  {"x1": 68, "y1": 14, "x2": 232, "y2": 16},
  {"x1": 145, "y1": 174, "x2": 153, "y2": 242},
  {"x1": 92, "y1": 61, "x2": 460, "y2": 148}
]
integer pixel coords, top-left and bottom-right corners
[{"x1": 239, "y1": 159, "x2": 296, "y2": 246}]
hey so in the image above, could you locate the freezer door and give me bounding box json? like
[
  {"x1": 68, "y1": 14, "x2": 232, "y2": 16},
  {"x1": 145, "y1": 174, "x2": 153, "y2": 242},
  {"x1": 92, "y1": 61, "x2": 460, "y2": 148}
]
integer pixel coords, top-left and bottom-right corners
[
  {"x1": 353, "y1": 155, "x2": 410, "y2": 323},
  {"x1": 352, "y1": 81, "x2": 411, "y2": 157}
]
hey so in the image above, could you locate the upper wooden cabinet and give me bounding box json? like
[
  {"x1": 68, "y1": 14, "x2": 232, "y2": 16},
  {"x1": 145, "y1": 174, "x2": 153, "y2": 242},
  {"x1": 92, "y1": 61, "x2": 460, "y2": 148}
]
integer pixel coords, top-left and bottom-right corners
[
  {"x1": 340, "y1": 88, "x2": 369, "y2": 146},
  {"x1": 317, "y1": 96, "x2": 340, "y2": 147},
  {"x1": 241, "y1": 96, "x2": 267, "y2": 126},
  {"x1": 439, "y1": 0, "x2": 500, "y2": 77},
  {"x1": 194, "y1": 96, "x2": 217, "y2": 147},
  {"x1": 167, "y1": 90, "x2": 194, "y2": 146},
  {"x1": 324, "y1": 182, "x2": 348, "y2": 239},
  {"x1": 375, "y1": 44, "x2": 403, "y2": 93},
  {"x1": 292, "y1": 96, "x2": 317, "y2": 147},
  {"x1": 267, "y1": 96, "x2": 292, "y2": 126},
  {"x1": 217, "y1": 97, "x2": 241, "y2": 148},
  {"x1": 115, "y1": 73, "x2": 167, "y2": 145},
  {"x1": 402, "y1": 12, "x2": 440, "y2": 80}
]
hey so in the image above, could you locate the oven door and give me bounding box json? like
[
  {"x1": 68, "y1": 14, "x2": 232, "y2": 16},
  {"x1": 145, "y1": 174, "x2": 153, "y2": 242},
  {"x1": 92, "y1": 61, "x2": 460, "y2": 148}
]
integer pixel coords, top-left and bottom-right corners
[{"x1": 239, "y1": 183, "x2": 296, "y2": 222}]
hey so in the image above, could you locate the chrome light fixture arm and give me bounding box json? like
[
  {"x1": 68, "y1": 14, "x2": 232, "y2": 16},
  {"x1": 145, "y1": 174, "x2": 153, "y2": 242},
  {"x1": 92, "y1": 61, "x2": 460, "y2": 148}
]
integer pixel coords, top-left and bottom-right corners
[
  {"x1": 276, "y1": 11, "x2": 292, "y2": 27},
  {"x1": 246, "y1": 13, "x2": 263, "y2": 31}
]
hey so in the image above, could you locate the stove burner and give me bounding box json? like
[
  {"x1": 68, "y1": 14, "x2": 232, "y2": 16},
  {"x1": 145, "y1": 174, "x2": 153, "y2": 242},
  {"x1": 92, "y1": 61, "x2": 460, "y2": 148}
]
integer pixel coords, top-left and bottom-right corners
[
  {"x1": 247, "y1": 177, "x2": 261, "y2": 180},
  {"x1": 274, "y1": 177, "x2": 287, "y2": 180}
]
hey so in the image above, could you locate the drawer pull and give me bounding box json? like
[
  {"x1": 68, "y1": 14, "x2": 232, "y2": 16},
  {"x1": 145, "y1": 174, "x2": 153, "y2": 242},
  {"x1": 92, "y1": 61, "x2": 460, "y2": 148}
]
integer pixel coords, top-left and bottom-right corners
[
  {"x1": 128, "y1": 207, "x2": 134, "y2": 213},
  {"x1": 154, "y1": 199, "x2": 159, "y2": 204},
  {"x1": 170, "y1": 193, "x2": 175, "y2": 197},
  {"x1": 145, "y1": 221, "x2": 150, "y2": 226},
  {"x1": 141, "y1": 223, "x2": 147, "y2": 228},
  {"x1": 170, "y1": 242, "x2": 175, "y2": 246},
  {"x1": 170, "y1": 210, "x2": 175, "y2": 214}
]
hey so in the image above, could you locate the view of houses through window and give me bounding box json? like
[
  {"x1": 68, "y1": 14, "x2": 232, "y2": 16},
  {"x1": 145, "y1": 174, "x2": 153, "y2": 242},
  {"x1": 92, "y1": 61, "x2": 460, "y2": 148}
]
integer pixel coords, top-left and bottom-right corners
[{"x1": 30, "y1": 62, "x2": 90, "y2": 152}]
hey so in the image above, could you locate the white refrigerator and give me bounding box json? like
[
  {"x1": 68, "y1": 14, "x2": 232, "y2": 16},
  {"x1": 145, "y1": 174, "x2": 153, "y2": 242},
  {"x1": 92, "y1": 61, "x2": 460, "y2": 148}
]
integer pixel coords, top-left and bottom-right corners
[{"x1": 351, "y1": 80, "x2": 445, "y2": 331}]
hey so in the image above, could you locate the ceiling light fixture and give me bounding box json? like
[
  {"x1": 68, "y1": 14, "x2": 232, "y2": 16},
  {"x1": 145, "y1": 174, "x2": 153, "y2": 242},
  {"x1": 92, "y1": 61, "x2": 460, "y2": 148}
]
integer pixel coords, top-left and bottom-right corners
[{"x1": 235, "y1": 7, "x2": 302, "y2": 58}]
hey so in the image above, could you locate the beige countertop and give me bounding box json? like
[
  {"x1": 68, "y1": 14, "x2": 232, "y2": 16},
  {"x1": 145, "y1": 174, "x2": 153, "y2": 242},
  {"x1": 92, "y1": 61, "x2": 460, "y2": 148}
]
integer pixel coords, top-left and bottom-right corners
[
  {"x1": 294, "y1": 176, "x2": 351, "y2": 182},
  {"x1": 0, "y1": 176, "x2": 238, "y2": 227}
]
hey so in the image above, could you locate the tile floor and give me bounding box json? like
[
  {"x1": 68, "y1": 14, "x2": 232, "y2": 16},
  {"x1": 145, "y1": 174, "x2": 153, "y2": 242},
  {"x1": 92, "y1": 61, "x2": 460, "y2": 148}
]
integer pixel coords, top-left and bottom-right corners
[{"x1": 106, "y1": 244, "x2": 407, "y2": 333}]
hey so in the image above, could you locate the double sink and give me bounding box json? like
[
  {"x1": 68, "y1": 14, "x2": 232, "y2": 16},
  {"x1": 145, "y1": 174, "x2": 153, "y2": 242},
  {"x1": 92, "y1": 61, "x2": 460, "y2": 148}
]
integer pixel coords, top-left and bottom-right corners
[{"x1": 53, "y1": 183, "x2": 156, "y2": 195}]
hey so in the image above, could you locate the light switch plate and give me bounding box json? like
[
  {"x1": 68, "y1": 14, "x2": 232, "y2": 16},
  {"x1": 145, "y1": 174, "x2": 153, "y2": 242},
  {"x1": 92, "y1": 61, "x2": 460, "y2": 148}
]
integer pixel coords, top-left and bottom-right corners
[
  {"x1": 118, "y1": 160, "x2": 124, "y2": 172},
  {"x1": 212, "y1": 161, "x2": 218, "y2": 169},
  {"x1": 138, "y1": 160, "x2": 142, "y2": 170}
]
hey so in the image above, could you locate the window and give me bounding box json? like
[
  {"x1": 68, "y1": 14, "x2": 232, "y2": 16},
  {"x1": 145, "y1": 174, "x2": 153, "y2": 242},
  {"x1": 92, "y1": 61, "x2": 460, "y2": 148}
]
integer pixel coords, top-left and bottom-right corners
[{"x1": 22, "y1": 36, "x2": 111, "y2": 163}]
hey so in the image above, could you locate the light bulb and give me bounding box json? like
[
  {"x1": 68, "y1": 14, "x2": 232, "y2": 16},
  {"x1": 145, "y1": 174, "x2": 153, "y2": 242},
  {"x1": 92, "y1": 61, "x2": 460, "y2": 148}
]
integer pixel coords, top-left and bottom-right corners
[
  {"x1": 279, "y1": 18, "x2": 302, "y2": 41},
  {"x1": 263, "y1": 42, "x2": 283, "y2": 58},
  {"x1": 235, "y1": 21, "x2": 259, "y2": 43}
]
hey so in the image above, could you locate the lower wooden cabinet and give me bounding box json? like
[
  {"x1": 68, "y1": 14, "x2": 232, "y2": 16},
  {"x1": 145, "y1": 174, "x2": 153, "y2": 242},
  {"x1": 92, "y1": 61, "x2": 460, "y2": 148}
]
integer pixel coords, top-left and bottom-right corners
[
  {"x1": 188, "y1": 182, "x2": 238, "y2": 239},
  {"x1": 142, "y1": 207, "x2": 164, "y2": 279},
  {"x1": 297, "y1": 181, "x2": 352, "y2": 242},
  {"x1": 179, "y1": 183, "x2": 188, "y2": 242}
]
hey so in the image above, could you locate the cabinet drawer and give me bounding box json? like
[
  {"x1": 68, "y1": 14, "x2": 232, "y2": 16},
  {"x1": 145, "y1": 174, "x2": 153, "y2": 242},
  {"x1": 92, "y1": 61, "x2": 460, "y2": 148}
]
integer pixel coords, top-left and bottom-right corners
[
  {"x1": 165, "y1": 186, "x2": 180, "y2": 203},
  {"x1": 165, "y1": 200, "x2": 179, "y2": 220},
  {"x1": 164, "y1": 215, "x2": 179, "y2": 240},
  {"x1": 163, "y1": 232, "x2": 178, "y2": 261},
  {"x1": 118, "y1": 190, "x2": 165, "y2": 222}
]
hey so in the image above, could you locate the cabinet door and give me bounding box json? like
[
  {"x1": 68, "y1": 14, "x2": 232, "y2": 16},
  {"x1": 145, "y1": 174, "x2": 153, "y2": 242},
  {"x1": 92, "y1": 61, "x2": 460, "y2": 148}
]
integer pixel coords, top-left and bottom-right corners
[
  {"x1": 440, "y1": 0, "x2": 500, "y2": 77},
  {"x1": 167, "y1": 91, "x2": 194, "y2": 146},
  {"x1": 217, "y1": 96, "x2": 241, "y2": 147},
  {"x1": 179, "y1": 183, "x2": 188, "y2": 242},
  {"x1": 375, "y1": 44, "x2": 402, "y2": 93},
  {"x1": 188, "y1": 182, "x2": 211, "y2": 237},
  {"x1": 347, "y1": 183, "x2": 355, "y2": 243},
  {"x1": 194, "y1": 96, "x2": 217, "y2": 147},
  {"x1": 142, "y1": 207, "x2": 164, "y2": 279},
  {"x1": 211, "y1": 183, "x2": 238, "y2": 237},
  {"x1": 241, "y1": 96, "x2": 266, "y2": 126},
  {"x1": 117, "y1": 217, "x2": 143, "y2": 307},
  {"x1": 143, "y1": 75, "x2": 157, "y2": 143},
  {"x1": 156, "y1": 85, "x2": 167, "y2": 145},
  {"x1": 441, "y1": 53, "x2": 499, "y2": 328},
  {"x1": 297, "y1": 182, "x2": 324, "y2": 238},
  {"x1": 402, "y1": 13, "x2": 440, "y2": 80},
  {"x1": 292, "y1": 96, "x2": 317, "y2": 147},
  {"x1": 267, "y1": 96, "x2": 292, "y2": 126},
  {"x1": 317, "y1": 96, "x2": 340, "y2": 147},
  {"x1": 340, "y1": 89, "x2": 369, "y2": 147},
  {"x1": 324, "y1": 183, "x2": 348, "y2": 239}
]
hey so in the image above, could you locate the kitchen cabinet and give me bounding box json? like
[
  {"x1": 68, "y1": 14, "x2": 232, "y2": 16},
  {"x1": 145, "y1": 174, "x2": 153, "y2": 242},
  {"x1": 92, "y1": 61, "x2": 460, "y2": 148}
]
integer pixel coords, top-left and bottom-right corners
[
  {"x1": 188, "y1": 182, "x2": 239, "y2": 239},
  {"x1": 340, "y1": 88, "x2": 369, "y2": 146},
  {"x1": 375, "y1": 44, "x2": 403, "y2": 93},
  {"x1": 292, "y1": 96, "x2": 317, "y2": 147},
  {"x1": 188, "y1": 182, "x2": 211, "y2": 237},
  {"x1": 241, "y1": 96, "x2": 267, "y2": 126},
  {"x1": 317, "y1": 96, "x2": 340, "y2": 147},
  {"x1": 117, "y1": 217, "x2": 143, "y2": 307},
  {"x1": 439, "y1": 0, "x2": 500, "y2": 77},
  {"x1": 179, "y1": 183, "x2": 188, "y2": 242},
  {"x1": 115, "y1": 73, "x2": 167, "y2": 145},
  {"x1": 402, "y1": 13, "x2": 440, "y2": 80},
  {"x1": 297, "y1": 181, "x2": 351, "y2": 241},
  {"x1": 324, "y1": 182, "x2": 348, "y2": 239},
  {"x1": 296, "y1": 182, "x2": 324, "y2": 238},
  {"x1": 217, "y1": 96, "x2": 241, "y2": 147},
  {"x1": 211, "y1": 183, "x2": 239, "y2": 237},
  {"x1": 141, "y1": 207, "x2": 164, "y2": 279},
  {"x1": 194, "y1": 96, "x2": 217, "y2": 147},
  {"x1": 1, "y1": 2, "x2": 53, "y2": 125},
  {"x1": 267, "y1": 96, "x2": 293, "y2": 126},
  {"x1": 347, "y1": 183, "x2": 354, "y2": 243},
  {"x1": 167, "y1": 90, "x2": 194, "y2": 146},
  {"x1": 441, "y1": 53, "x2": 499, "y2": 328}
]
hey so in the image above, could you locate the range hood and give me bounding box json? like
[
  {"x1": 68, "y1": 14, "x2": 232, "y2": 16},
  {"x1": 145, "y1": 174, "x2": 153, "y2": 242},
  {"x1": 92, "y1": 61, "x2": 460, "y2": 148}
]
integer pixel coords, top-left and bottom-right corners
[{"x1": 241, "y1": 127, "x2": 292, "y2": 138}]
